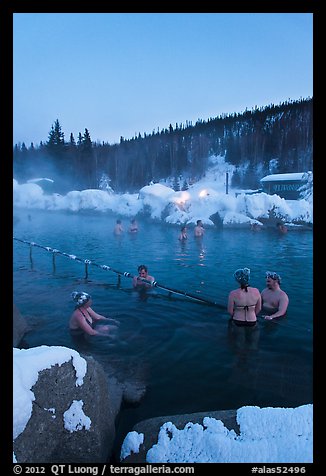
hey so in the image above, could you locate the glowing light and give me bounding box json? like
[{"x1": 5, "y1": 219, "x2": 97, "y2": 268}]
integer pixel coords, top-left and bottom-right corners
[{"x1": 199, "y1": 189, "x2": 208, "y2": 198}]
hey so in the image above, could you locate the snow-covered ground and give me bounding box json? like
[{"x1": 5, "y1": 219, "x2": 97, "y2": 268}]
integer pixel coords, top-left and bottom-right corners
[
  {"x1": 13, "y1": 346, "x2": 313, "y2": 464},
  {"x1": 13, "y1": 157, "x2": 313, "y2": 228},
  {"x1": 121, "y1": 404, "x2": 313, "y2": 463}
]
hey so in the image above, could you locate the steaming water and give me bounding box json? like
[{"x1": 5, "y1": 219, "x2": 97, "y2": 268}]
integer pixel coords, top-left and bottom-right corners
[{"x1": 13, "y1": 209, "x2": 313, "y2": 458}]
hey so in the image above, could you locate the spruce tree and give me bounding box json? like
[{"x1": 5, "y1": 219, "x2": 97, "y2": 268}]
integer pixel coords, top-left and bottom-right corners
[{"x1": 47, "y1": 119, "x2": 65, "y2": 152}]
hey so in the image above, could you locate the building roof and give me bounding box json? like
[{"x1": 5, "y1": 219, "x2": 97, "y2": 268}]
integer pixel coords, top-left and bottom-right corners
[
  {"x1": 27, "y1": 177, "x2": 54, "y2": 184},
  {"x1": 260, "y1": 173, "x2": 306, "y2": 183}
]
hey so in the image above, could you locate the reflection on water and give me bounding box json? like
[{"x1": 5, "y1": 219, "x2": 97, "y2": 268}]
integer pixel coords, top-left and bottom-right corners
[
  {"x1": 13, "y1": 209, "x2": 313, "y2": 446},
  {"x1": 194, "y1": 236, "x2": 206, "y2": 263}
]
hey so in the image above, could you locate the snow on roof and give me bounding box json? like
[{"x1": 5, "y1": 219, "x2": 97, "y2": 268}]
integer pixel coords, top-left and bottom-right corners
[
  {"x1": 260, "y1": 173, "x2": 306, "y2": 182},
  {"x1": 27, "y1": 178, "x2": 54, "y2": 183}
]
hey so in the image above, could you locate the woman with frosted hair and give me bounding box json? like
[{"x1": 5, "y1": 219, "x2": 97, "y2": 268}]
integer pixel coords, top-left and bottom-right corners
[
  {"x1": 69, "y1": 291, "x2": 119, "y2": 337},
  {"x1": 227, "y1": 268, "x2": 261, "y2": 326}
]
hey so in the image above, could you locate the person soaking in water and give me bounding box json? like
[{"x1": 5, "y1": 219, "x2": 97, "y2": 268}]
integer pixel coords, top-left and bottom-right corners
[
  {"x1": 227, "y1": 267, "x2": 261, "y2": 327},
  {"x1": 69, "y1": 291, "x2": 119, "y2": 336}
]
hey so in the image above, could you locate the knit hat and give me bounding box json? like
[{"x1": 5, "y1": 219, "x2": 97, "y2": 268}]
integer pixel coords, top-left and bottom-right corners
[
  {"x1": 234, "y1": 267, "x2": 250, "y2": 286},
  {"x1": 71, "y1": 291, "x2": 91, "y2": 307},
  {"x1": 265, "y1": 271, "x2": 281, "y2": 284}
]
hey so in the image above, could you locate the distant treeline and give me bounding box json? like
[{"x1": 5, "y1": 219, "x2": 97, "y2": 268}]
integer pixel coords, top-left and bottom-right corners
[{"x1": 13, "y1": 97, "x2": 312, "y2": 193}]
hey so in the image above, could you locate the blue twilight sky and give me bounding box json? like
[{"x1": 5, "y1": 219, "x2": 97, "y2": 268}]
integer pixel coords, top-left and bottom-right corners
[{"x1": 13, "y1": 12, "x2": 313, "y2": 147}]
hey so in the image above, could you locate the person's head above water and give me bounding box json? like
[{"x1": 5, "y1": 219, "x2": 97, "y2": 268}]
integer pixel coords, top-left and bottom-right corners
[
  {"x1": 71, "y1": 291, "x2": 91, "y2": 308},
  {"x1": 265, "y1": 271, "x2": 281, "y2": 284},
  {"x1": 234, "y1": 267, "x2": 250, "y2": 287},
  {"x1": 138, "y1": 264, "x2": 148, "y2": 274}
]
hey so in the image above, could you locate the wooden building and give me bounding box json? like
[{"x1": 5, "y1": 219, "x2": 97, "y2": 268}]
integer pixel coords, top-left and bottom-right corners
[{"x1": 260, "y1": 173, "x2": 308, "y2": 200}]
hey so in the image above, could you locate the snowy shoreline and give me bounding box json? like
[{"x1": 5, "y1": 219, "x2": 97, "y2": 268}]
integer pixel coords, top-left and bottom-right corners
[{"x1": 13, "y1": 179, "x2": 313, "y2": 229}]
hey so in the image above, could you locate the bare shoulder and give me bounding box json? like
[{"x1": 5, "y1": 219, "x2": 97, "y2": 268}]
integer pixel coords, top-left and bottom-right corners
[
  {"x1": 280, "y1": 289, "x2": 289, "y2": 299},
  {"x1": 252, "y1": 287, "x2": 261, "y2": 296},
  {"x1": 71, "y1": 310, "x2": 82, "y2": 322}
]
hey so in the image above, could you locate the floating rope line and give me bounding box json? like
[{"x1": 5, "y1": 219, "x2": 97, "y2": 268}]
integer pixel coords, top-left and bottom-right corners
[{"x1": 14, "y1": 237, "x2": 223, "y2": 307}]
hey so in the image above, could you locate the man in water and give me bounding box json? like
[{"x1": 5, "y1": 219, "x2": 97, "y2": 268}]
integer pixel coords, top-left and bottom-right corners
[
  {"x1": 113, "y1": 219, "x2": 124, "y2": 235},
  {"x1": 194, "y1": 219, "x2": 205, "y2": 237},
  {"x1": 261, "y1": 271, "x2": 289, "y2": 320},
  {"x1": 276, "y1": 222, "x2": 288, "y2": 234},
  {"x1": 132, "y1": 265, "x2": 155, "y2": 288}
]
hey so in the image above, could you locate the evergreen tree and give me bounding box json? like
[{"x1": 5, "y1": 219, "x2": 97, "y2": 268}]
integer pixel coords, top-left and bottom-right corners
[
  {"x1": 172, "y1": 176, "x2": 180, "y2": 191},
  {"x1": 12, "y1": 98, "x2": 313, "y2": 193},
  {"x1": 82, "y1": 128, "x2": 92, "y2": 152},
  {"x1": 45, "y1": 119, "x2": 66, "y2": 180},
  {"x1": 99, "y1": 173, "x2": 114, "y2": 193},
  {"x1": 79, "y1": 128, "x2": 95, "y2": 189},
  {"x1": 231, "y1": 167, "x2": 242, "y2": 188},
  {"x1": 77, "y1": 132, "x2": 83, "y2": 147},
  {"x1": 69, "y1": 133, "x2": 76, "y2": 146},
  {"x1": 298, "y1": 171, "x2": 313, "y2": 203},
  {"x1": 47, "y1": 119, "x2": 65, "y2": 152},
  {"x1": 181, "y1": 178, "x2": 189, "y2": 191}
]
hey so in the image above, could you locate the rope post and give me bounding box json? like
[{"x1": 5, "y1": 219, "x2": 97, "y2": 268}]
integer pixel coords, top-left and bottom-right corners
[
  {"x1": 29, "y1": 244, "x2": 33, "y2": 269},
  {"x1": 52, "y1": 252, "x2": 56, "y2": 274},
  {"x1": 84, "y1": 259, "x2": 91, "y2": 280},
  {"x1": 51, "y1": 249, "x2": 59, "y2": 275},
  {"x1": 14, "y1": 237, "x2": 222, "y2": 308}
]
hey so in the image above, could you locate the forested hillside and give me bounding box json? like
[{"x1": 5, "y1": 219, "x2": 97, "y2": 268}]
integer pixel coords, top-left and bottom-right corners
[{"x1": 13, "y1": 97, "x2": 312, "y2": 194}]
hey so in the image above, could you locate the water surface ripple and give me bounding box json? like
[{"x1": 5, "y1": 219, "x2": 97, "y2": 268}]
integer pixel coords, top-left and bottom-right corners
[{"x1": 13, "y1": 209, "x2": 313, "y2": 443}]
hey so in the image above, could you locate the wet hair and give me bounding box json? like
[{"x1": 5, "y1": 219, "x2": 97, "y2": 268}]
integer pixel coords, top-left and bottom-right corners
[
  {"x1": 196, "y1": 220, "x2": 202, "y2": 225},
  {"x1": 234, "y1": 268, "x2": 250, "y2": 290},
  {"x1": 138, "y1": 264, "x2": 148, "y2": 273},
  {"x1": 71, "y1": 291, "x2": 91, "y2": 308},
  {"x1": 266, "y1": 271, "x2": 281, "y2": 284}
]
